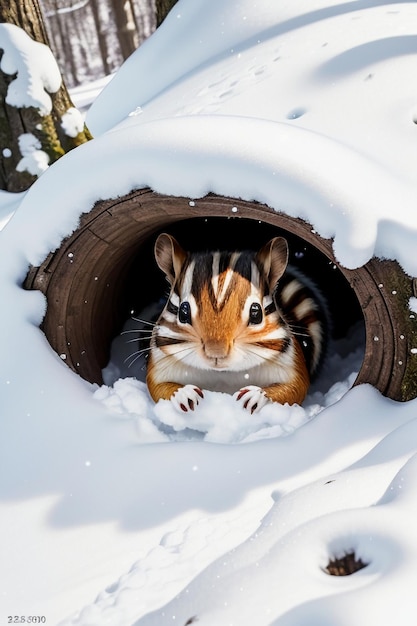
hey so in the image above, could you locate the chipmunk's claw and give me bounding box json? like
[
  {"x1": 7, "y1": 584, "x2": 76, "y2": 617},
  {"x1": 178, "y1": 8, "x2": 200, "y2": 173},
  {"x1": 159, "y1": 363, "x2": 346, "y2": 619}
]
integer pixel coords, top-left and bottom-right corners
[
  {"x1": 172, "y1": 385, "x2": 204, "y2": 413},
  {"x1": 234, "y1": 385, "x2": 269, "y2": 414}
]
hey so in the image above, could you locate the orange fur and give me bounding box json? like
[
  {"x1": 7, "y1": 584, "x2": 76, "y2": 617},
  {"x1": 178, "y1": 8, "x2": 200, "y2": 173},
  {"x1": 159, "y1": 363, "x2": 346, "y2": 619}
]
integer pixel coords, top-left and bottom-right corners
[
  {"x1": 196, "y1": 279, "x2": 249, "y2": 360},
  {"x1": 146, "y1": 357, "x2": 182, "y2": 402},
  {"x1": 261, "y1": 339, "x2": 310, "y2": 405}
]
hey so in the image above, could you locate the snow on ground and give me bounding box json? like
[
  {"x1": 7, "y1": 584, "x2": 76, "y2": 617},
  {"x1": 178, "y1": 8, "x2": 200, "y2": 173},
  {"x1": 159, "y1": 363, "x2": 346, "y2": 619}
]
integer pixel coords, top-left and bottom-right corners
[
  {"x1": 69, "y1": 74, "x2": 115, "y2": 114},
  {"x1": 2, "y1": 1, "x2": 417, "y2": 624}
]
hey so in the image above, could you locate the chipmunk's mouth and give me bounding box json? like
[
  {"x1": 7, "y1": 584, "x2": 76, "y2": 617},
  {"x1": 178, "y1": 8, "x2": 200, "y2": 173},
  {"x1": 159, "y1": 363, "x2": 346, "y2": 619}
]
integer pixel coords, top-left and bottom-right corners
[{"x1": 206, "y1": 357, "x2": 229, "y2": 370}]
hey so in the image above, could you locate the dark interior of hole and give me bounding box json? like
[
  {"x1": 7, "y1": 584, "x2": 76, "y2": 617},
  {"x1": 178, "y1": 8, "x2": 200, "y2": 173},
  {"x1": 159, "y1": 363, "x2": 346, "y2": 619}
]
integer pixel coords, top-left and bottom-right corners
[
  {"x1": 325, "y1": 551, "x2": 369, "y2": 576},
  {"x1": 118, "y1": 216, "x2": 364, "y2": 343}
]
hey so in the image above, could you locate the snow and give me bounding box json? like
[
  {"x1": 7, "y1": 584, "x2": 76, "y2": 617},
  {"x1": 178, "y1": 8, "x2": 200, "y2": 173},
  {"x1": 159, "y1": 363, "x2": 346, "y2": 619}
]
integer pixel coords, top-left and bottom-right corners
[
  {"x1": 68, "y1": 74, "x2": 115, "y2": 113},
  {"x1": 87, "y1": 0, "x2": 417, "y2": 274},
  {"x1": 16, "y1": 133, "x2": 50, "y2": 176},
  {"x1": 0, "y1": 190, "x2": 22, "y2": 230},
  {"x1": 60, "y1": 107, "x2": 85, "y2": 138},
  {"x1": 2, "y1": 1, "x2": 417, "y2": 624},
  {"x1": 0, "y1": 23, "x2": 62, "y2": 115}
]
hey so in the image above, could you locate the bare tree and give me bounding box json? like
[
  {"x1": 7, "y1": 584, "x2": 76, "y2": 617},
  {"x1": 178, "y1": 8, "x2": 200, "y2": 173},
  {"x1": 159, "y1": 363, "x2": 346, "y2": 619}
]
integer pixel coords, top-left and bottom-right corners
[
  {"x1": 111, "y1": 0, "x2": 138, "y2": 60},
  {"x1": 0, "y1": 0, "x2": 91, "y2": 192},
  {"x1": 90, "y1": 0, "x2": 111, "y2": 76}
]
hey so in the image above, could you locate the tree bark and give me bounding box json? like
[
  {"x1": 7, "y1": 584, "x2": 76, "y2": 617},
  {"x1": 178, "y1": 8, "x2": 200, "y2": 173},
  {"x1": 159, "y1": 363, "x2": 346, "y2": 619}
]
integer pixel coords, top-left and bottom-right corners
[
  {"x1": 155, "y1": 0, "x2": 177, "y2": 27},
  {"x1": 0, "y1": 0, "x2": 49, "y2": 42},
  {"x1": 0, "y1": 0, "x2": 92, "y2": 192}
]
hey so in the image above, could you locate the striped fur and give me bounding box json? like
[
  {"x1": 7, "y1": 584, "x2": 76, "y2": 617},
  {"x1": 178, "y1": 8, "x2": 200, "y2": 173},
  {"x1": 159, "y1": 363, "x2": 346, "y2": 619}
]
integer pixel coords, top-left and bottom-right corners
[
  {"x1": 146, "y1": 234, "x2": 327, "y2": 412},
  {"x1": 275, "y1": 266, "x2": 328, "y2": 377}
]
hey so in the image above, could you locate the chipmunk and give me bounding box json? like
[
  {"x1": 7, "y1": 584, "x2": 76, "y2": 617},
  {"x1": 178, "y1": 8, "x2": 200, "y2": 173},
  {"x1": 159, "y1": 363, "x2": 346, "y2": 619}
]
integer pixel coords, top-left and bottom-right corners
[{"x1": 146, "y1": 233, "x2": 327, "y2": 414}]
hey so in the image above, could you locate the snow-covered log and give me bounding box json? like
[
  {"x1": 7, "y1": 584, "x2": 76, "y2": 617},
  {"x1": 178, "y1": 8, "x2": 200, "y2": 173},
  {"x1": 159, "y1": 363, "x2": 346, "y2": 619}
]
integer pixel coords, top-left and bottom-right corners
[{"x1": 25, "y1": 189, "x2": 417, "y2": 402}]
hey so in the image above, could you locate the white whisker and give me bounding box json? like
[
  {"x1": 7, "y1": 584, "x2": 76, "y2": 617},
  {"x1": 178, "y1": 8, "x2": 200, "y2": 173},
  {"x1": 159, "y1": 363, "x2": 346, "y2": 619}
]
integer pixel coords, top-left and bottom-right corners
[
  {"x1": 124, "y1": 337, "x2": 151, "y2": 344},
  {"x1": 121, "y1": 329, "x2": 154, "y2": 336},
  {"x1": 130, "y1": 316, "x2": 157, "y2": 327},
  {"x1": 124, "y1": 346, "x2": 151, "y2": 367}
]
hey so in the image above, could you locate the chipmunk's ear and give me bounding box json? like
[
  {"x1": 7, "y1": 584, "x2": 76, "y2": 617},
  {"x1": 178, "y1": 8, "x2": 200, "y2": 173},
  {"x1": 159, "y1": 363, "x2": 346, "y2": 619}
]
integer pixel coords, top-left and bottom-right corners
[
  {"x1": 256, "y1": 237, "x2": 289, "y2": 289},
  {"x1": 154, "y1": 233, "x2": 187, "y2": 284}
]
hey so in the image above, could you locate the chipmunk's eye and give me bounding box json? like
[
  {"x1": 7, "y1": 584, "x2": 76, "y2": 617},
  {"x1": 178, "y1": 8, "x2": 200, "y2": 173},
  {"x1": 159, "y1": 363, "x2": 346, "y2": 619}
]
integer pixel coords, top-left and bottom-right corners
[
  {"x1": 179, "y1": 301, "x2": 192, "y2": 324},
  {"x1": 249, "y1": 302, "x2": 263, "y2": 325}
]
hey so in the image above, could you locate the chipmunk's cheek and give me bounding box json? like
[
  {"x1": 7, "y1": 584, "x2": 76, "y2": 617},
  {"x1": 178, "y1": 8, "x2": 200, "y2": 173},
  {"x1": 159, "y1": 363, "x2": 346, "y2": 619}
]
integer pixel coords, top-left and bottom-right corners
[
  {"x1": 171, "y1": 385, "x2": 204, "y2": 413},
  {"x1": 234, "y1": 386, "x2": 269, "y2": 414}
]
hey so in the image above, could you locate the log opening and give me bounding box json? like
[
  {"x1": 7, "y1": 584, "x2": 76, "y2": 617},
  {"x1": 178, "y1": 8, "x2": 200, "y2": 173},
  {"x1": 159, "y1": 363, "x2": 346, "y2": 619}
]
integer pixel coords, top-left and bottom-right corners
[{"x1": 24, "y1": 189, "x2": 417, "y2": 401}]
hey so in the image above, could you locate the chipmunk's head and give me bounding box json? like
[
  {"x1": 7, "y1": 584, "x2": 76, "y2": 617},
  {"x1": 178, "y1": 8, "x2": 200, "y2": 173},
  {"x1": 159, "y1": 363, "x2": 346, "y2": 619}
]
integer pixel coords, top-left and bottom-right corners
[{"x1": 152, "y1": 233, "x2": 291, "y2": 371}]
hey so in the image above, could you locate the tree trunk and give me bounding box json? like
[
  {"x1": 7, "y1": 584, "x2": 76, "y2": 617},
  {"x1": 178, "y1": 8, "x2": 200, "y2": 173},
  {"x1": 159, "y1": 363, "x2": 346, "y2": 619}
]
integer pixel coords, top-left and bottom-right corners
[
  {"x1": 0, "y1": 0, "x2": 49, "y2": 42},
  {"x1": 0, "y1": 0, "x2": 92, "y2": 192},
  {"x1": 52, "y1": 0, "x2": 79, "y2": 86},
  {"x1": 91, "y1": 0, "x2": 111, "y2": 76},
  {"x1": 112, "y1": 0, "x2": 138, "y2": 61},
  {"x1": 155, "y1": 0, "x2": 177, "y2": 27}
]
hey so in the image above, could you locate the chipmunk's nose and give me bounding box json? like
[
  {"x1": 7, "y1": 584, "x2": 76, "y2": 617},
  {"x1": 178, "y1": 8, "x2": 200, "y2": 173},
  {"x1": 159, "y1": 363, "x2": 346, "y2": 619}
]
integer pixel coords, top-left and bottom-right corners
[{"x1": 204, "y1": 339, "x2": 230, "y2": 360}]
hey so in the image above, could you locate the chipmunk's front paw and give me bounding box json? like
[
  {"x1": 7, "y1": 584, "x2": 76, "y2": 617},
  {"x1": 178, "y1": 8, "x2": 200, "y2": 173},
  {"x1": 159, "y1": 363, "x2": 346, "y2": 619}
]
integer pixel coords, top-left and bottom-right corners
[
  {"x1": 234, "y1": 385, "x2": 269, "y2": 414},
  {"x1": 171, "y1": 385, "x2": 204, "y2": 412}
]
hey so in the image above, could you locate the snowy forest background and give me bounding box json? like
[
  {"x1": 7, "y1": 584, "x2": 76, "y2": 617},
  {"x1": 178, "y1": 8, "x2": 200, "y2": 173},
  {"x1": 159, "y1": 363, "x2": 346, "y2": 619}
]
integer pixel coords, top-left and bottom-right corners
[{"x1": 39, "y1": 0, "x2": 157, "y2": 88}]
